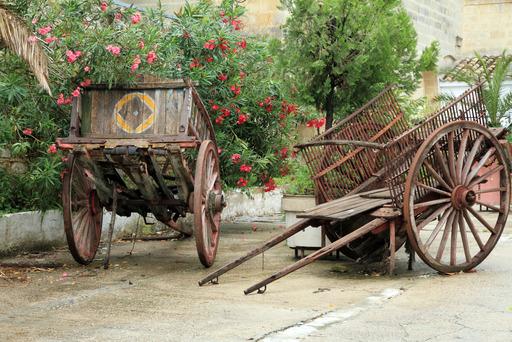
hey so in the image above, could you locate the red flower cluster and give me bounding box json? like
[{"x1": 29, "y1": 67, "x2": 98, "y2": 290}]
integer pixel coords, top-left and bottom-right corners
[
  {"x1": 236, "y1": 39, "x2": 247, "y2": 49},
  {"x1": 22, "y1": 128, "x2": 33, "y2": 136},
  {"x1": 218, "y1": 73, "x2": 227, "y2": 82},
  {"x1": 279, "y1": 147, "x2": 288, "y2": 159},
  {"x1": 48, "y1": 144, "x2": 58, "y2": 154},
  {"x1": 80, "y1": 79, "x2": 92, "y2": 87},
  {"x1": 147, "y1": 50, "x2": 157, "y2": 64},
  {"x1": 37, "y1": 26, "x2": 52, "y2": 36},
  {"x1": 206, "y1": 56, "x2": 214, "y2": 63},
  {"x1": 131, "y1": 55, "x2": 141, "y2": 72},
  {"x1": 259, "y1": 96, "x2": 273, "y2": 113},
  {"x1": 57, "y1": 93, "x2": 73, "y2": 106},
  {"x1": 230, "y1": 84, "x2": 241, "y2": 96},
  {"x1": 240, "y1": 164, "x2": 252, "y2": 173},
  {"x1": 236, "y1": 177, "x2": 248, "y2": 187},
  {"x1": 218, "y1": 38, "x2": 229, "y2": 52},
  {"x1": 211, "y1": 104, "x2": 220, "y2": 111},
  {"x1": 71, "y1": 87, "x2": 81, "y2": 97},
  {"x1": 66, "y1": 50, "x2": 81, "y2": 63},
  {"x1": 131, "y1": 12, "x2": 142, "y2": 24},
  {"x1": 231, "y1": 19, "x2": 242, "y2": 30},
  {"x1": 100, "y1": 2, "x2": 108, "y2": 12},
  {"x1": 236, "y1": 114, "x2": 248, "y2": 125},
  {"x1": 44, "y1": 36, "x2": 58, "y2": 44},
  {"x1": 264, "y1": 177, "x2": 276, "y2": 192},
  {"x1": 231, "y1": 153, "x2": 241, "y2": 164},
  {"x1": 190, "y1": 58, "x2": 201, "y2": 69},
  {"x1": 106, "y1": 45, "x2": 121, "y2": 56},
  {"x1": 306, "y1": 118, "x2": 326, "y2": 128},
  {"x1": 203, "y1": 39, "x2": 216, "y2": 50}
]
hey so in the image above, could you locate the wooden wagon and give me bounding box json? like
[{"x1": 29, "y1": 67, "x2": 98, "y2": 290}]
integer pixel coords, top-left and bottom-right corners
[
  {"x1": 56, "y1": 79, "x2": 225, "y2": 268},
  {"x1": 199, "y1": 83, "x2": 511, "y2": 294}
]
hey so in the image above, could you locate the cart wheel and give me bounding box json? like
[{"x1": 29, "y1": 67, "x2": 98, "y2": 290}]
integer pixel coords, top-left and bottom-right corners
[
  {"x1": 62, "y1": 154, "x2": 103, "y2": 265},
  {"x1": 194, "y1": 140, "x2": 223, "y2": 267},
  {"x1": 404, "y1": 121, "x2": 510, "y2": 274}
]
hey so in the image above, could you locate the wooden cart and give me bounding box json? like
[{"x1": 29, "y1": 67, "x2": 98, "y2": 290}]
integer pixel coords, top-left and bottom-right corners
[
  {"x1": 199, "y1": 83, "x2": 511, "y2": 294},
  {"x1": 57, "y1": 79, "x2": 225, "y2": 268}
]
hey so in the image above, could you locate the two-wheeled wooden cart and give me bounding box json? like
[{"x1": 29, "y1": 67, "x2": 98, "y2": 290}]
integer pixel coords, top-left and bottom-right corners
[
  {"x1": 199, "y1": 83, "x2": 510, "y2": 294},
  {"x1": 57, "y1": 79, "x2": 225, "y2": 268}
]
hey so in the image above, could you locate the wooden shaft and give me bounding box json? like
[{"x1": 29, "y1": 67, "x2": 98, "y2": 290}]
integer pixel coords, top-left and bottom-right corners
[
  {"x1": 244, "y1": 218, "x2": 388, "y2": 295},
  {"x1": 198, "y1": 218, "x2": 314, "y2": 286},
  {"x1": 388, "y1": 220, "x2": 396, "y2": 275},
  {"x1": 103, "y1": 188, "x2": 118, "y2": 270}
]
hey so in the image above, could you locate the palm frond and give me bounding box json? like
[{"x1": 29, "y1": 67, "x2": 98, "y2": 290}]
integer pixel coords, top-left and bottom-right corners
[{"x1": 0, "y1": 6, "x2": 51, "y2": 94}]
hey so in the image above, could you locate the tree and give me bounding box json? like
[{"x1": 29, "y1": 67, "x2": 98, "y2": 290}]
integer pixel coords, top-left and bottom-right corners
[{"x1": 277, "y1": 0, "x2": 420, "y2": 129}]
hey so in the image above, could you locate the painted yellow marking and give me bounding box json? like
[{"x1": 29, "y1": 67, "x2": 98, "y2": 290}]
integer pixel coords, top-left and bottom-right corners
[{"x1": 113, "y1": 92, "x2": 157, "y2": 133}]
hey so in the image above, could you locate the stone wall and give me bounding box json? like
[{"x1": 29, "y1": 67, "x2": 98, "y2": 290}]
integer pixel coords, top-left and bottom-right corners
[{"x1": 461, "y1": 0, "x2": 512, "y2": 56}]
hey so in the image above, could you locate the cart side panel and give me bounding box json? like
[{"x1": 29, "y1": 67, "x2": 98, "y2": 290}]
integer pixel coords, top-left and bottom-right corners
[{"x1": 79, "y1": 88, "x2": 187, "y2": 138}]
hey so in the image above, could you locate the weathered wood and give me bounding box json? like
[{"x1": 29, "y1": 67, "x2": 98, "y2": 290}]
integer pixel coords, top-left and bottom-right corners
[
  {"x1": 244, "y1": 218, "x2": 388, "y2": 295},
  {"x1": 198, "y1": 218, "x2": 315, "y2": 286}
]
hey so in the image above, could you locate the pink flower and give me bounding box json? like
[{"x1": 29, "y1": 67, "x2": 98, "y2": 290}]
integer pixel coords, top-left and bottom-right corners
[
  {"x1": 206, "y1": 56, "x2": 214, "y2": 63},
  {"x1": 106, "y1": 45, "x2": 121, "y2": 56},
  {"x1": 84, "y1": 66, "x2": 91, "y2": 72},
  {"x1": 217, "y1": 148, "x2": 222, "y2": 155},
  {"x1": 138, "y1": 40, "x2": 145, "y2": 49},
  {"x1": 316, "y1": 118, "x2": 326, "y2": 128},
  {"x1": 211, "y1": 104, "x2": 220, "y2": 111},
  {"x1": 306, "y1": 118, "x2": 318, "y2": 128},
  {"x1": 57, "y1": 93, "x2": 73, "y2": 106},
  {"x1": 240, "y1": 164, "x2": 252, "y2": 173},
  {"x1": 203, "y1": 39, "x2": 216, "y2": 50},
  {"x1": 28, "y1": 35, "x2": 37, "y2": 44},
  {"x1": 80, "y1": 79, "x2": 92, "y2": 87},
  {"x1": 22, "y1": 128, "x2": 33, "y2": 136},
  {"x1": 236, "y1": 114, "x2": 248, "y2": 125},
  {"x1": 236, "y1": 177, "x2": 248, "y2": 187},
  {"x1": 131, "y1": 55, "x2": 141, "y2": 72},
  {"x1": 44, "y1": 36, "x2": 57, "y2": 44},
  {"x1": 231, "y1": 154, "x2": 241, "y2": 164},
  {"x1": 146, "y1": 50, "x2": 157, "y2": 64},
  {"x1": 66, "y1": 50, "x2": 81, "y2": 63},
  {"x1": 101, "y1": 2, "x2": 108, "y2": 12},
  {"x1": 37, "y1": 25, "x2": 52, "y2": 36},
  {"x1": 71, "y1": 87, "x2": 82, "y2": 97},
  {"x1": 239, "y1": 71, "x2": 246, "y2": 79},
  {"x1": 48, "y1": 144, "x2": 58, "y2": 154},
  {"x1": 31, "y1": 18, "x2": 39, "y2": 25},
  {"x1": 114, "y1": 12, "x2": 123, "y2": 21},
  {"x1": 221, "y1": 108, "x2": 231, "y2": 117},
  {"x1": 131, "y1": 12, "x2": 141, "y2": 24},
  {"x1": 218, "y1": 73, "x2": 227, "y2": 82}
]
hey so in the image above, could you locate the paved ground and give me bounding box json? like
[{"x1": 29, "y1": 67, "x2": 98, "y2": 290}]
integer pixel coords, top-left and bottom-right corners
[{"x1": 1, "y1": 214, "x2": 511, "y2": 341}]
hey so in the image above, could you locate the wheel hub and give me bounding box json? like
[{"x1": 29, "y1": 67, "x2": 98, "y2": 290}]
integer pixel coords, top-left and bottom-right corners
[
  {"x1": 207, "y1": 191, "x2": 226, "y2": 213},
  {"x1": 451, "y1": 185, "x2": 476, "y2": 210}
]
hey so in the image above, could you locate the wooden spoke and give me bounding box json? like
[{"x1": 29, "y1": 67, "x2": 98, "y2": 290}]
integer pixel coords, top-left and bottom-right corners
[
  {"x1": 436, "y1": 210, "x2": 455, "y2": 261},
  {"x1": 462, "y1": 209, "x2": 484, "y2": 251},
  {"x1": 404, "y1": 122, "x2": 510, "y2": 274},
  {"x1": 458, "y1": 211, "x2": 471, "y2": 263},
  {"x1": 473, "y1": 187, "x2": 506, "y2": 194},
  {"x1": 413, "y1": 198, "x2": 451, "y2": 209},
  {"x1": 474, "y1": 200, "x2": 502, "y2": 213},
  {"x1": 468, "y1": 165, "x2": 504, "y2": 188},
  {"x1": 417, "y1": 203, "x2": 452, "y2": 231},
  {"x1": 433, "y1": 143, "x2": 454, "y2": 187},
  {"x1": 464, "y1": 147, "x2": 496, "y2": 186},
  {"x1": 447, "y1": 132, "x2": 457, "y2": 183},
  {"x1": 424, "y1": 161, "x2": 453, "y2": 191},
  {"x1": 425, "y1": 207, "x2": 453, "y2": 248},
  {"x1": 415, "y1": 181, "x2": 451, "y2": 197},
  {"x1": 456, "y1": 130, "x2": 470, "y2": 184},
  {"x1": 461, "y1": 134, "x2": 485, "y2": 184},
  {"x1": 467, "y1": 206, "x2": 496, "y2": 234},
  {"x1": 450, "y1": 211, "x2": 458, "y2": 265}
]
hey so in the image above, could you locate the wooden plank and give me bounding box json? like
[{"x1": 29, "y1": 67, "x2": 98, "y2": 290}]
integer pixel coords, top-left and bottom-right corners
[
  {"x1": 80, "y1": 92, "x2": 92, "y2": 135},
  {"x1": 303, "y1": 188, "x2": 387, "y2": 214},
  {"x1": 298, "y1": 198, "x2": 391, "y2": 220},
  {"x1": 154, "y1": 89, "x2": 167, "y2": 135},
  {"x1": 244, "y1": 218, "x2": 389, "y2": 294},
  {"x1": 165, "y1": 89, "x2": 181, "y2": 135}
]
